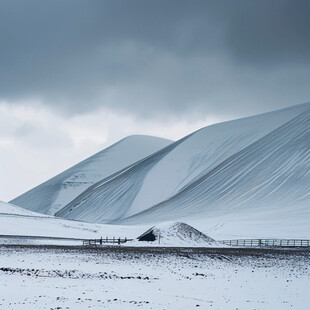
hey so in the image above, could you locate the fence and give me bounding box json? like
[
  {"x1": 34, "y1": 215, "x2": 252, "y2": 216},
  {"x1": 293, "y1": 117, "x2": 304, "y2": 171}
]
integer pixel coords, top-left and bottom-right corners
[
  {"x1": 82, "y1": 237, "x2": 133, "y2": 246},
  {"x1": 82, "y1": 237, "x2": 310, "y2": 247},
  {"x1": 220, "y1": 239, "x2": 310, "y2": 248}
]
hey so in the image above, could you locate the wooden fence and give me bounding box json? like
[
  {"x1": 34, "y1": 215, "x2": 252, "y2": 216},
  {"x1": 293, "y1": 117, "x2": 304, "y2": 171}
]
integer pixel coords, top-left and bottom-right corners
[
  {"x1": 220, "y1": 239, "x2": 310, "y2": 248},
  {"x1": 82, "y1": 237, "x2": 310, "y2": 248},
  {"x1": 82, "y1": 237, "x2": 133, "y2": 246}
]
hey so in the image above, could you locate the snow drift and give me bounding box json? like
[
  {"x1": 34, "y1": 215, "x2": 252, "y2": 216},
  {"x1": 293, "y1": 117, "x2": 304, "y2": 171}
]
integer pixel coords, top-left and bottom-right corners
[
  {"x1": 0, "y1": 201, "x2": 144, "y2": 241},
  {"x1": 0, "y1": 200, "x2": 50, "y2": 217},
  {"x1": 136, "y1": 222, "x2": 219, "y2": 247}
]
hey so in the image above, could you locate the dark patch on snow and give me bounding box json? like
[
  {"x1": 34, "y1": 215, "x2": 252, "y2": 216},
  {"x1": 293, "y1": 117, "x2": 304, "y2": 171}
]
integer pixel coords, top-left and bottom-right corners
[{"x1": 137, "y1": 226, "x2": 156, "y2": 241}]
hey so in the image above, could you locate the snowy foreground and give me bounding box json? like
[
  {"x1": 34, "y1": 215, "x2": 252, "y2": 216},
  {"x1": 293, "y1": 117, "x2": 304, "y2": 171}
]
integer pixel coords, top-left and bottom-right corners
[{"x1": 0, "y1": 245, "x2": 309, "y2": 310}]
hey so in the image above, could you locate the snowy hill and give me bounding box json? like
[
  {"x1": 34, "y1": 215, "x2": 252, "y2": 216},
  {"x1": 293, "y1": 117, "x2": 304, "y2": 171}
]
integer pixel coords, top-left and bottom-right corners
[
  {"x1": 10, "y1": 135, "x2": 172, "y2": 215},
  {"x1": 135, "y1": 222, "x2": 219, "y2": 247},
  {"x1": 126, "y1": 107, "x2": 310, "y2": 222},
  {"x1": 55, "y1": 103, "x2": 310, "y2": 237}
]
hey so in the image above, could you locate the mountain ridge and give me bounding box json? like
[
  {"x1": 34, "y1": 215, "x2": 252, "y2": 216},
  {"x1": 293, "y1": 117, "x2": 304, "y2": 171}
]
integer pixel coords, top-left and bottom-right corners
[
  {"x1": 123, "y1": 108, "x2": 310, "y2": 224},
  {"x1": 10, "y1": 135, "x2": 172, "y2": 215}
]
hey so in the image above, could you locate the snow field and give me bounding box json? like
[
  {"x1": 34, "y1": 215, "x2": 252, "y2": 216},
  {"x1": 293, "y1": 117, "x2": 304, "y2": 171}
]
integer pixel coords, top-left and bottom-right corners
[{"x1": 0, "y1": 246, "x2": 309, "y2": 310}]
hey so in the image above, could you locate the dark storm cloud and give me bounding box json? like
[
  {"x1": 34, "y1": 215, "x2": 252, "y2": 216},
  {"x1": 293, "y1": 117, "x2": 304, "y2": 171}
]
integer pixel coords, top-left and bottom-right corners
[
  {"x1": 226, "y1": 1, "x2": 310, "y2": 64},
  {"x1": 0, "y1": 0, "x2": 309, "y2": 118}
]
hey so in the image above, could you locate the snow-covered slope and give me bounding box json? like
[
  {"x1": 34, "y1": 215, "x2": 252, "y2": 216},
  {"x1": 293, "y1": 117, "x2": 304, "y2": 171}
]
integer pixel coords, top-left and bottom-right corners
[
  {"x1": 10, "y1": 135, "x2": 172, "y2": 215},
  {"x1": 126, "y1": 107, "x2": 310, "y2": 224},
  {"x1": 56, "y1": 103, "x2": 310, "y2": 233},
  {"x1": 0, "y1": 201, "x2": 146, "y2": 240},
  {"x1": 0, "y1": 201, "x2": 50, "y2": 217}
]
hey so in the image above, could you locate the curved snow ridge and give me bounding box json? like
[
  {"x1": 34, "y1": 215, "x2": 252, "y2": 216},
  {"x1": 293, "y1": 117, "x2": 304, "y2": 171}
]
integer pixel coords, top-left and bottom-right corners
[
  {"x1": 10, "y1": 135, "x2": 172, "y2": 215},
  {"x1": 123, "y1": 106, "x2": 307, "y2": 218},
  {"x1": 55, "y1": 134, "x2": 194, "y2": 222},
  {"x1": 123, "y1": 107, "x2": 310, "y2": 224}
]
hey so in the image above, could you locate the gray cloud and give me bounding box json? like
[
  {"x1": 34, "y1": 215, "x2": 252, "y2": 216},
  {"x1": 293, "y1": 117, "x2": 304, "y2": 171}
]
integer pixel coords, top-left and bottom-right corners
[
  {"x1": 0, "y1": 0, "x2": 309, "y2": 119},
  {"x1": 226, "y1": 1, "x2": 310, "y2": 64}
]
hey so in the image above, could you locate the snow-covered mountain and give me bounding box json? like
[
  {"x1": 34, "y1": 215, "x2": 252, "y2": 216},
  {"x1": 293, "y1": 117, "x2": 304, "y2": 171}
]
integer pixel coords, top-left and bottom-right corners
[
  {"x1": 55, "y1": 103, "x2": 310, "y2": 233},
  {"x1": 10, "y1": 135, "x2": 172, "y2": 215}
]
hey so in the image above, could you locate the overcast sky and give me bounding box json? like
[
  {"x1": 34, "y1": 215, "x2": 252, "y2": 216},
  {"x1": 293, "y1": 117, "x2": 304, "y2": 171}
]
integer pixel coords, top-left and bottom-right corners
[{"x1": 1, "y1": 0, "x2": 310, "y2": 201}]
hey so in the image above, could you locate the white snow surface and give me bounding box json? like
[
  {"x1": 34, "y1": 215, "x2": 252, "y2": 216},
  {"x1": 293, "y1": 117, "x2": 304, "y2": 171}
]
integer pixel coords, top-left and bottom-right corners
[
  {"x1": 0, "y1": 200, "x2": 50, "y2": 217},
  {"x1": 0, "y1": 201, "x2": 143, "y2": 241},
  {"x1": 0, "y1": 246, "x2": 309, "y2": 309},
  {"x1": 0, "y1": 201, "x2": 220, "y2": 247},
  {"x1": 54, "y1": 103, "x2": 310, "y2": 239},
  {"x1": 10, "y1": 135, "x2": 172, "y2": 215},
  {"x1": 0, "y1": 203, "x2": 219, "y2": 247}
]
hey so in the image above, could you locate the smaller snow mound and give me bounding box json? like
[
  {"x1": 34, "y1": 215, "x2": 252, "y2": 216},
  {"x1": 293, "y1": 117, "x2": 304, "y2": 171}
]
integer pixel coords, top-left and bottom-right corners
[
  {"x1": 137, "y1": 222, "x2": 219, "y2": 247},
  {"x1": 0, "y1": 201, "x2": 50, "y2": 217}
]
